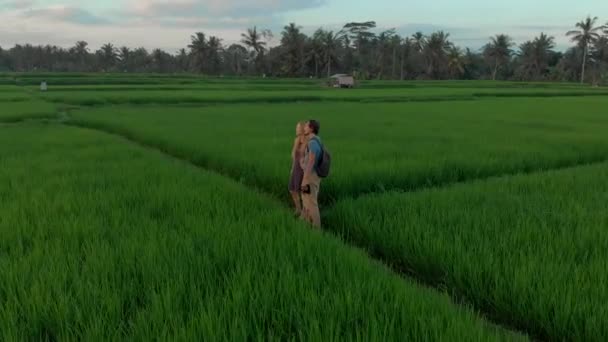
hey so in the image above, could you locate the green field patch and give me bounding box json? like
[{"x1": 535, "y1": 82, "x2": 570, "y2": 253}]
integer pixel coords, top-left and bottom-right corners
[
  {"x1": 42, "y1": 88, "x2": 481, "y2": 105},
  {"x1": 0, "y1": 124, "x2": 519, "y2": 340},
  {"x1": 0, "y1": 100, "x2": 58, "y2": 122},
  {"x1": 325, "y1": 163, "x2": 608, "y2": 341},
  {"x1": 70, "y1": 98, "x2": 608, "y2": 203},
  {"x1": 37, "y1": 82, "x2": 608, "y2": 106}
]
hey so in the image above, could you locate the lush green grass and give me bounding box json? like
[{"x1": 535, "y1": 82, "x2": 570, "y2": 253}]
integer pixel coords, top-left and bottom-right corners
[
  {"x1": 325, "y1": 163, "x2": 608, "y2": 341},
  {"x1": 0, "y1": 124, "x2": 519, "y2": 340},
  {"x1": 4, "y1": 74, "x2": 321, "y2": 86},
  {"x1": 23, "y1": 79, "x2": 601, "y2": 92},
  {"x1": 41, "y1": 88, "x2": 475, "y2": 105},
  {"x1": 0, "y1": 100, "x2": 58, "y2": 122},
  {"x1": 4, "y1": 77, "x2": 608, "y2": 339},
  {"x1": 4, "y1": 73, "x2": 603, "y2": 89},
  {"x1": 42, "y1": 86, "x2": 608, "y2": 106},
  {"x1": 71, "y1": 97, "x2": 608, "y2": 203}
]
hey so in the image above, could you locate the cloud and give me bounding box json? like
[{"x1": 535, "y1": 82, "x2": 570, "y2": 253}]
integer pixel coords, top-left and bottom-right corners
[
  {"x1": 1, "y1": 0, "x2": 35, "y2": 9},
  {"x1": 127, "y1": 0, "x2": 326, "y2": 18},
  {"x1": 22, "y1": 5, "x2": 110, "y2": 25}
]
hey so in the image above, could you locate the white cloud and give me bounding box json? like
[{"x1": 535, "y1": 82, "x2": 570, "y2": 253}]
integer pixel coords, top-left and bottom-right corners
[
  {"x1": 0, "y1": 0, "x2": 579, "y2": 52},
  {"x1": 126, "y1": 0, "x2": 326, "y2": 18},
  {"x1": 22, "y1": 5, "x2": 109, "y2": 24},
  {"x1": 1, "y1": 0, "x2": 36, "y2": 9}
]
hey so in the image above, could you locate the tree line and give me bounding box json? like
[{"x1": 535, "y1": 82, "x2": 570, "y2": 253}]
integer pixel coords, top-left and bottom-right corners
[{"x1": 0, "y1": 16, "x2": 607, "y2": 84}]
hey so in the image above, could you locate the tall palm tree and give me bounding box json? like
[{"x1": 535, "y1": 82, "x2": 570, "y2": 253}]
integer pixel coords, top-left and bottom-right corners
[
  {"x1": 72, "y1": 41, "x2": 89, "y2": 70},
  {"x1": 343, "y1": 21, "x2": 376, "y2": 77},
  {"x1": 390, "y1": 35, "x2": 402, "y2": 79},
  {"x1": 309, "y1": 29, "x2": 326, "y2": 78},
  {"x1": 241, "y1": 27, "x2": 266, "y2": 73},
  {"x1": 188, "y1": 32, "x2": 207, "y2": 73},
  {"x1": 131, "y1": 47, "x2": 150, "y2": 72},
  {"x1": 280, "y1": 23, "x2": 304, "y2": 76},
  {"x1": 516, "y1": 41, "x2": 536, "y2": 80},
  {"x1": 593, "y1": 36, "x2": 608, "y2": 63},
  {"x1": 375, "y1": 29, "x2": 396, "y2": 79},
  {"x1": 321, "y1": 30, "x2": 345, "y2": 78},
  {"x1": 423, "y1": 31, "x2": 452, "y2": 78},
  {"x1": 176, "y1": 48, "x2": 189, "y2": 72},
  {"x1": 411, "y1": 32, "x2": 426, "y2": 52},
  {"x1": 447, "y1": 46, "x2": 465, "y2": 79},
  {"x1": 592, "y1": 36, "x2": 608, "y2": 83},
  {"x1": 98, "y1": 43, "x2": 117, "y2": 71},
  {"x1": 226, "y1": 44, "x2": 247, "y2": 75},
  {"x1": 532, "y1": 33, "x2": 555, "y2": 77},
  {"x1": 206, "y1": 36, "x2": 223, "y2": 75},
  {"x1": 400, "y1": 38, "x2": 414, "y2": 80},
  {"x1": 483, "y1": 34, "x2": 514, "y2": 80},
  {"x1": 118, "y1": 46, "x2": 131, "y2": 72},
  {"x1": 151, "y1": 48, "x2": 166, "y2": 73},
  {"x1": 567, "y1": 16, "x2": 603, "y2": 84}
]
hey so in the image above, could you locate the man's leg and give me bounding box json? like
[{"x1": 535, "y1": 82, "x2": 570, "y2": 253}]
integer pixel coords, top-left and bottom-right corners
[{"x1": 302, "y1": 173, "x2": 321, "y2": 228}]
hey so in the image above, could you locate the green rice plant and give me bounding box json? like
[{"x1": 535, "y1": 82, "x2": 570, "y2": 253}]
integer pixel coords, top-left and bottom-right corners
[
  {"x1": 325, "y1": 163, "x2": 608, "y2": 341},
  {"x1": 70, "y1": 97, "x2": 608, "y2": 203},
  {"x1": 0, "y1": 124, "x2": 522, "y2": 341},
  {"x1": 0, "y1": 100, "x2": 58, "y2": 122},
  {"x1": 38, "y1": 82, "x2": 608, "y2": 107}
]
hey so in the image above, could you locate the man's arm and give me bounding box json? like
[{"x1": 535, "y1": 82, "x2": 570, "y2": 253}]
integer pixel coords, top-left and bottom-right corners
[{"x1": 304, "y1": 151, "x2": 316, "y2": 181}]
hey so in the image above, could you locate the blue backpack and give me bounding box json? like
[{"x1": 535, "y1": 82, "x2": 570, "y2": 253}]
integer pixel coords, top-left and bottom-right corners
[{"x1": 309, "y1": 136, "x2": 331, "y2": 178}]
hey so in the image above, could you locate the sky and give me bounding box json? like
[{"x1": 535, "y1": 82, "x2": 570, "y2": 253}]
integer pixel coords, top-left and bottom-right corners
[{"x1": 0, "y1": 0, "x2": 607, "y2": 52}]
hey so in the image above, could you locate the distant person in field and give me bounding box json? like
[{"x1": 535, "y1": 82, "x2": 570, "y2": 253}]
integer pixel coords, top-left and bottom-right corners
[
  {"x1": 289, "y1": 122, "x2": 306, "y2": 216},
  {"x1": 301, "y1": 120, "x2": 323, "y2": 228}
]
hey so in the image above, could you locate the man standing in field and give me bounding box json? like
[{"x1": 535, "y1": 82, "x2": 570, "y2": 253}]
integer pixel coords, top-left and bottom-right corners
[{"x1": 302, "y1": 120, "x2": 322, "y2": 228}]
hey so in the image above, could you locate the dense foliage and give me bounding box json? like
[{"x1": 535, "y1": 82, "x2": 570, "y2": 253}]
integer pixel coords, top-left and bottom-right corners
[{"x1": 1, "y1": 17, "x2": 607, "y2": 83}]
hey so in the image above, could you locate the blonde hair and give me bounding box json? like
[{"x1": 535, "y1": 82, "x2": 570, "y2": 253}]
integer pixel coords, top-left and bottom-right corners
[{"x1": 296, "y1": 121, "x2": 306, "y2": 136}]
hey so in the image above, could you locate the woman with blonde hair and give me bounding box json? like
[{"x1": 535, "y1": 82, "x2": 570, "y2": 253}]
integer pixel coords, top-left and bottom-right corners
[{"x1": 288, "y1": 121, "x2": 306, "y2": 216}]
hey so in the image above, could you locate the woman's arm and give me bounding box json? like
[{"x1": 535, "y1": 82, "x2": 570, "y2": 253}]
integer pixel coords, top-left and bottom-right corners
[{"x1": 291, "y1": 137, "x2": 298, "y2": 160}]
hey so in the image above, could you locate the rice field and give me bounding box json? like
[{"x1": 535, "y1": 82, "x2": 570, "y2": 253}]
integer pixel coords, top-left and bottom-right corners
[
  {"x1": 69, "y1": 98, "x2": 608, "y2": 202},
  {"x1": 0, "y1": 74, "x2": 607, "y2": 340},
  {"x1": 326, "y1": 164, "x2": 608, "y2": 341}
]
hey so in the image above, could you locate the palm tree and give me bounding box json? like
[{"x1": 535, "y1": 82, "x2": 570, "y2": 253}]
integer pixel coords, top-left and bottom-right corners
[
  {"x1": 483, "y1": 34, "x2": 514, "y2": 80},
  {"x1": 447, "y1": 46, "x2": 465, "y2": 79},
  {"x1": 71, "y1": 41, "x2": 89, "y2": 70},
  {"x1": 176, "y1": 48, "x2": 189, "y2": 72},
  {"x1": 281, "y1": 23, "x2": 305, "y2": 76},
  {"x1": 400, "y1": 38, "x2": 414, "y2": 80},
  {"x1": 226, "y1": 44, "x2": 247, "y2": 75},
  {"x1": 411, "y1": 32, "x2": 426, "y2": 52},
  {"x1": 423, "y1": 31, "x2": 452, "y2": 78},
  {"x1": 188, "y1": 32, "x2": 207, "y2": 73},
  {"x1": 592, "y1": 36, "x2": 608, "y2": 83},
  {"x1": 343, "y1": 21, "x2": 377, "y2": 77},
  {"x1": 319, "y1": 30, "x2": 345, "y2": 78},
  {"x1": 533, "y1": 33, "x2": 556, "y2": 77},
  {"x1": 309, "y1": 29, "x2": 326, "y2": 78},
  {"x1": 374, "y1": 29, "x2": 396, "y2": 79},
  {"x1": 390, "y1": 35, "x2": 402, "y2": 79},
  {"x1": 131, "y1": 47, "x2": 150, "y2": 72},
  {"x1": 567, "y1": 16, "x2": 603, "y2": 84},
  {"x1": 206, "y1": 36, "x2": 223, "y2": 75},
  {"x1": 98, "y1": 43, "x2": 117, "y2": 71},
  {"x1": 241, "y1": 27, "x2": 266, "y2": 73},
  {"x1": 516, "y1": 41, "x2": 536, "y2": 80},
  {"x1": 151, "y1": 48, "x2": 165, "y2": 72},
  {"x1": 118, "y1": 47, "x2": 131, "y2": 72},
  {"x1": 463, "y1": 48, "x2": 485, "y2": 80},
  {"x1": 593, "y1": 36, "x2": 608, "y2": 63}
]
